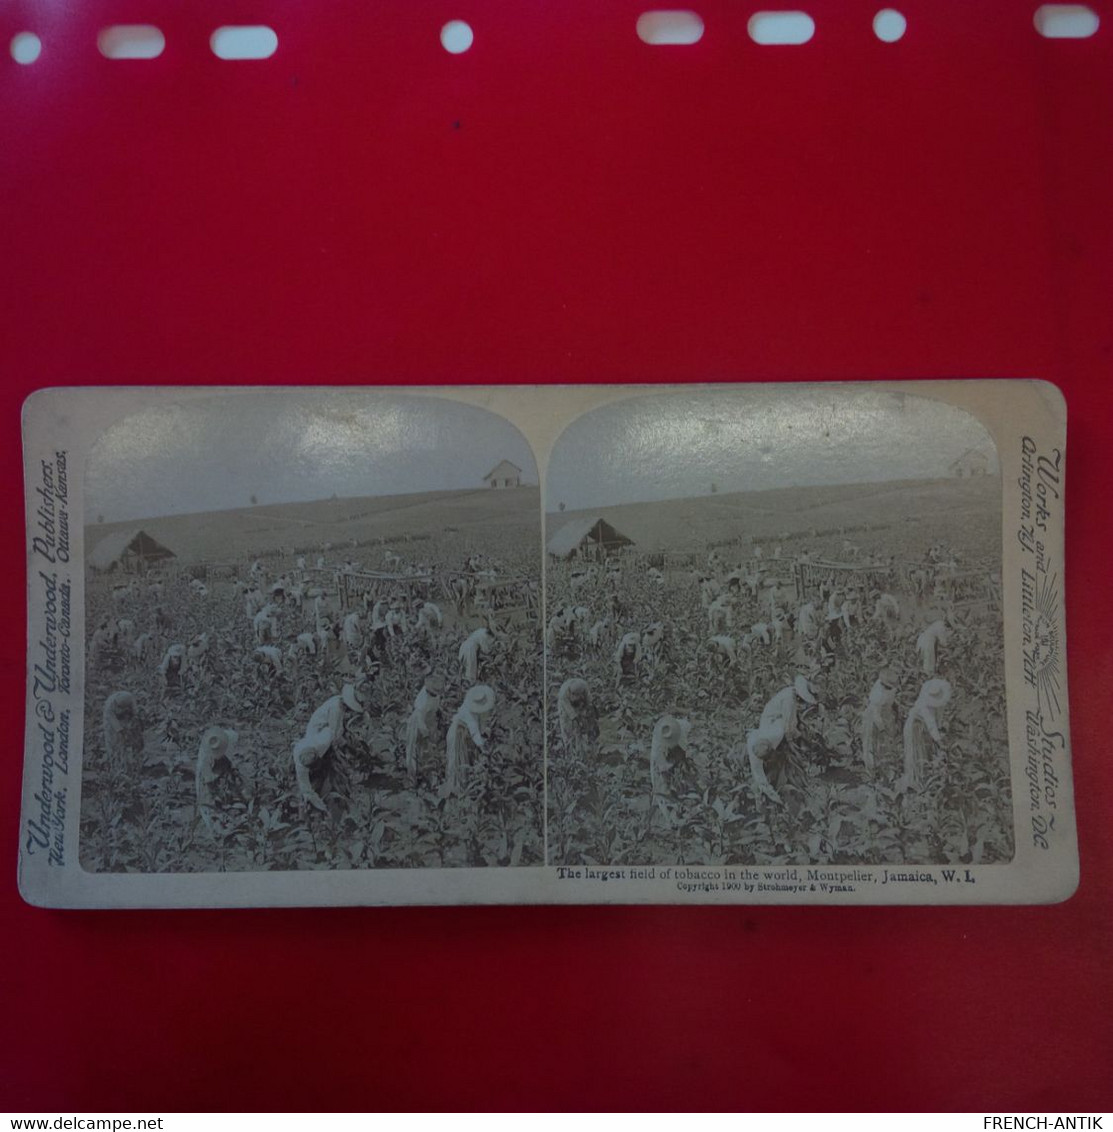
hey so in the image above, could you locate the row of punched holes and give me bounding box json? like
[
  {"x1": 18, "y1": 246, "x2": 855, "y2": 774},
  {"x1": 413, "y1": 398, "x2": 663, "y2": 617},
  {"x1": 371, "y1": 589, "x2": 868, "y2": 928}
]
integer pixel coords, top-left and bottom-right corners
[{"x1": 8, "y1": 5, "x2": 1102, "y2": 65}]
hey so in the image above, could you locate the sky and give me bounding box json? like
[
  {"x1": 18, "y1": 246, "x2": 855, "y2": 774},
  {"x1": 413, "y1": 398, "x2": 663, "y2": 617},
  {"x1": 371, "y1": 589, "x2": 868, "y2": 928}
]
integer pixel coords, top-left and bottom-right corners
[
  {"x1": 546, "y1": 386, "x2": 999, "y2": 511},
  {"x1": 87, "y1": 391, "x2": 537, "y2": 523}
]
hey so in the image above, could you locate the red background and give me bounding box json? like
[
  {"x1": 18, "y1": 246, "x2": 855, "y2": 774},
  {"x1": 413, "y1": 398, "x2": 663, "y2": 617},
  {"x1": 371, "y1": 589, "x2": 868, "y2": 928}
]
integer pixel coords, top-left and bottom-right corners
[{"x1": 2, "y1": 0, "x2": 1111, "y2": 1111}]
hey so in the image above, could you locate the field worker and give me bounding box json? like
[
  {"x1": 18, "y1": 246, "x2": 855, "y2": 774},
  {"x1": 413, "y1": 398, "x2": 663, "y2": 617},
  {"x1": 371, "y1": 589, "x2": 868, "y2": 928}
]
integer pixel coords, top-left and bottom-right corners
[
  {"x1": 771, "y1": 609, "x2": 791, "y2": 648},
  {"x1": 760, "y1": 674, "x2": 818, "y2": 740},
  {"x1": 746, "y1": 720, "x2": 789, "y2": 804},
  {"x1": 158, "y1": 643, "x2": 187, "y2": 689},
  {"x1": 103, "y1": 691, "x2": 144, "y2": 769},
  {"x1": 295, "y1": 631, "x2": 318, "y2": 657},
  {"x1": 861, "y1": 667, "x2": 899, "y2": 770},
  {"x1": 459, "y1": 626, "x2": 495, "y2": 683},
  {"x1": 557, "y1": 678, "x2": 600, "y2": 756},
  {"x1": 293, "y1": 681, "x2": 369, "y2": 814},
  {"x1": 253, "y1": 605, "x2": 279, "y2": 645},
  {"x1": 187, "y1": 632, "x2": 210, "y2": 669},
  {"x1": 132, "y1": 632, "x2": 154, "y2": 664},
  {"x1": 916, "y1": 619, "x2": 949, "y2": 677},
  {"x1": 417, "y1": 601, "x2": 443, "y2": 637},
  {"x1": 649, "y1": 715, "x2": 695, "y2": 807},
  {"x1": 89, "y1": 619, "x2": 117, "y2": 667},
  {"x1": 297, "y1": 556, "x2": 306, "y2": 570},
  {"x1": 385, "y1": 603, "x2": 409, "y2": 635},
  {"x1": 820, "y1": 600, "x2": 848, "y2": 652},
  {"x1": 253, "y1": 645, "x2": 285, "y2": 676},
  {"x1": 614, "y1": 632, "x2": 642, "y2": 688},
  {"x1": 445, "y1": 684, "x2": 496, "y2": 794},
  {"x1": 750, "y1": 621, "x2": 772, "y2": 647},
  {"x1": 245, "y1": 588, "x2": 264, "y2": 620},
  {"x1": 195, "y1": 726, "x2": 243, "y2": 836},
  {"x1": 903, "y1": 678, "x2": 952, "y2": 787},
  {"x1": 842, "y1": 590, "x2": 860, "y2": 626},
  {"x1": 872, "y1": 591, "x2": 901, "y2": 625},
  {"x1": 588, "y1": 617, "x2": 611, "y2": 649},
  {"x1": 342, "y1": 611, "x2": 363, "y2": 650},
  {"x1": 641, "y1": 621, "x2": 667, "y2": 661},
  {"x1": 797, "y1": 600, "x2": 818, "y2": 639},
  {"x1": 707, "y1": 635, "x2": 737, "y2": 669},
  {"x1": 700, "y1": 576, "x2": 722, "y2": 610},
  {"x1": 404, "y1": 673, "x2": 446, "y2": 780},
  {"x1": 708, "y1": 593, "x2": 733, "y2": 633}
]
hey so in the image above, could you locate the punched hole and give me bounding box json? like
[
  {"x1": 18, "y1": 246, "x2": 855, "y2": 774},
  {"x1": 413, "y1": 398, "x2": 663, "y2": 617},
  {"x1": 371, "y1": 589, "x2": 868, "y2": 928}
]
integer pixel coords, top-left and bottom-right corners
[
  {"x1": 440, "y1": 20, "x2": 474, "y2": 53},
  {"x1": 873, "y1": 9, "x2": 907, "y2": 42},
  {"x1": 210, "y1": 26, "x2": 279, "y2": 60},
  {"x1": 97, "y1": 25, "x2": 165, "y2": 59},
  {"x1": 10, "y1": 31, "x2": 42, "y2": 64},
  {"x1": 748, "y1": 11, "x2": 815, "y2": 44},
  {"x1": 1034, "y1": 5, "x2": 1099, "y2": 37},
  {"x1": 636, "y1": 11, "x2": 705, "y2": 45}
]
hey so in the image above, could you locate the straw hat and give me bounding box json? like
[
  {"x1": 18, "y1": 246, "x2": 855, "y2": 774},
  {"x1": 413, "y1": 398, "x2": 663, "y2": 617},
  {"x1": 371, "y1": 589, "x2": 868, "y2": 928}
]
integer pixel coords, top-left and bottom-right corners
[
  {"x1": 463, "y1": 684, "x2": 496, "y2": 715},
  {"x1": 653, "y1": 715, "x2": 690, "y2": 748},
  {"x1": 919, "y1": 679, "x2": 952, "y2": 709},
  {"x1": 107, "y1": 691, "x2": 137, "y2": 718},
  {"x1": 200, "y1": 726, "x2": 238, "y2": 759},
  {"x1": 560, "y1": 678, "x2": 590, "y2": 705},
  {"x1": 794, "y1": 674, "x2": 818, "y2": 704}
]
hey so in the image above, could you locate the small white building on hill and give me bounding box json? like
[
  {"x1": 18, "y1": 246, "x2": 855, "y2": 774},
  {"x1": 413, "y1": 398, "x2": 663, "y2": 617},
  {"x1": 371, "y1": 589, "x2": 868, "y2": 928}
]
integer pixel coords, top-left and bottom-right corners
[
  {"x1": 483, "y1": 459, "x2": 522, "y2": 489},
  {"x1": 949, "y1": 448, "x2": 992, "y2": 478}
]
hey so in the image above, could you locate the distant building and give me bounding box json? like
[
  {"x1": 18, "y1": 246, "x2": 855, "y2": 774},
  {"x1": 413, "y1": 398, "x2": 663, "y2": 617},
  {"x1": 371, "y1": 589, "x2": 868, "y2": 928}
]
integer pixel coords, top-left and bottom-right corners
[
  {"x1": 89, "y1": 528, "x2": 177, "y2": 574},
  {"x1": 483, "y1": 459, "x2": 522, "y2": 489},
  {"x1": 949, "y1": 448, "x2": 991, "y2": 478},
  {"x1": 547, "y1": 516, "x2": 635, "y2": 560}
]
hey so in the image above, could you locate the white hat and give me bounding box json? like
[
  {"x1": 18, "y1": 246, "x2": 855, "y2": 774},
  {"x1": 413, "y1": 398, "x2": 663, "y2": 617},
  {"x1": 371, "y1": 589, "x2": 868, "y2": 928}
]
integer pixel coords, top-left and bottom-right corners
[
  {"x1": 341, "y1": 682, "x2": 368, "y2": 713},
  {"x1": 463, "y1": 684, "x2": 496, "y2": 715},
  {"x1": 794, "y1": 674, "x2": 817, "y2": 704},
  {"x1": 747, "y1": 721, "x2": 786, "y2": 760},
  {"x1": 653, "y1": 715, "x2": 690, "y2": 748},
  {"x1": 919, "y1": 679, "x2": 952, "y2": 709},
  {"x1": 200, "y1": 726, "x2": 238, "y2": 758},
  {"x1": 107, "y1": 690, "x2": 137, "y2": 716},
  {"x1": 560, "y1": 678, "x2": 590, "y2": 703}
]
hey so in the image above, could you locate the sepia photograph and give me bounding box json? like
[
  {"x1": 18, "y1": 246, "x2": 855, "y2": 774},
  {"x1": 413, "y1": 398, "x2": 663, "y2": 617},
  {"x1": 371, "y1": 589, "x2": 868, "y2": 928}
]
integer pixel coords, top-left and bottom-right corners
[
  {"x1": 545, "y1": 386, "x2": 1012, "y2": 869},
  {"x1": 78, "y1": 390, "x2": 544, "y2": 872}
]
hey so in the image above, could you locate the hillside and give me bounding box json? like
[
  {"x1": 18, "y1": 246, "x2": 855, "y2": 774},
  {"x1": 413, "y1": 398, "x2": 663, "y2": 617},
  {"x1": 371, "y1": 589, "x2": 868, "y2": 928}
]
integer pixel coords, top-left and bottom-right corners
[
  {"x1": 86, "y1": 486, "x2": 540, "y2": 564},
  {"x1": 546, "y1": 476, "x2": 1003, "y2": 559}
]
